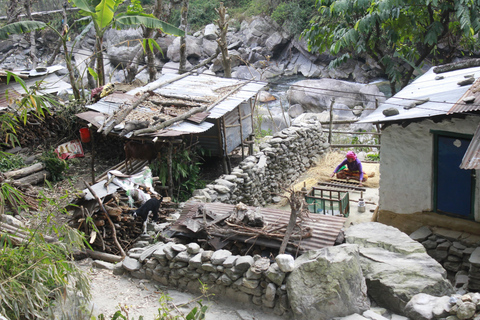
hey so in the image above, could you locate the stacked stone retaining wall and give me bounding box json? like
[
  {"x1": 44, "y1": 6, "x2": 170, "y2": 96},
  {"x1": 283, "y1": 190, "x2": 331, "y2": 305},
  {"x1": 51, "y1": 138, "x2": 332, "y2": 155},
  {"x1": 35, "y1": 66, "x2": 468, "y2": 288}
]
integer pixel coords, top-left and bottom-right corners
[
  {"x1": 410, "y1": 226, "x2": 480, "y2": 291},
  {"x1": 192, "y1": 119, "x2": 328, "y2": 206},
  {"x1": 117, "y1": 242, "x2": 293, "y2": 316}
]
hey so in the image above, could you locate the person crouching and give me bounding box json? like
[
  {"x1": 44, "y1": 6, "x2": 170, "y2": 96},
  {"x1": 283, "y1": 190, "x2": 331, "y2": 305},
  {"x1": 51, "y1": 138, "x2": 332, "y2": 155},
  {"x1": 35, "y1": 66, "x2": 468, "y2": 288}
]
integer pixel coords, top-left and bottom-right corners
[{"x1": 330, "y1": 151, "x2": 368, "y2": 187}]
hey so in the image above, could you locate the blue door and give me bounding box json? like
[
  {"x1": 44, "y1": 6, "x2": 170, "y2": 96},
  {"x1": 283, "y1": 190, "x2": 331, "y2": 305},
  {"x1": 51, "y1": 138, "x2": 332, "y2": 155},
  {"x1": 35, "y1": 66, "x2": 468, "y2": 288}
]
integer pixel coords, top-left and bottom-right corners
[{"x1": 436, "y1": 135, "x2": 473, "y2": 218}]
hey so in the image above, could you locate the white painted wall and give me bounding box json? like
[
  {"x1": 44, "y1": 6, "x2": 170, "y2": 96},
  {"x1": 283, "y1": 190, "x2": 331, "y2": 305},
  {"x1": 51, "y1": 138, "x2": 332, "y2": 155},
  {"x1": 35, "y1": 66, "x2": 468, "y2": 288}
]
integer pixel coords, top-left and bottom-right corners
[{"x1": 379, "y1": 116, "x2": 480, "y2": 221}]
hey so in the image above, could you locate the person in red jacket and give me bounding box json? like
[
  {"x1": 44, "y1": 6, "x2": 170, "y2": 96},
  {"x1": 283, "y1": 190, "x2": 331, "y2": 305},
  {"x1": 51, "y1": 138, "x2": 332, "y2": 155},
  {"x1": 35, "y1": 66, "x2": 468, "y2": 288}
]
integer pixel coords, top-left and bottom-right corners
[{"x1": 330, "y1": 151, "x2": 368, "y2": 186}]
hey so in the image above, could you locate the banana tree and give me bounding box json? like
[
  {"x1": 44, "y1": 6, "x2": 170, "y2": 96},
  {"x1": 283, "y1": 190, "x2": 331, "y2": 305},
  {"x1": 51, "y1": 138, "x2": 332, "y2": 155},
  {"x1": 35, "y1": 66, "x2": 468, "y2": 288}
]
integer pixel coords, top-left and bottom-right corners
[
  {"x1": 70, "y1": 0, "x2": 185, "y2": 87},
  {"x1": 0, "y1": 21, "x2": 46, "y2": 40}
]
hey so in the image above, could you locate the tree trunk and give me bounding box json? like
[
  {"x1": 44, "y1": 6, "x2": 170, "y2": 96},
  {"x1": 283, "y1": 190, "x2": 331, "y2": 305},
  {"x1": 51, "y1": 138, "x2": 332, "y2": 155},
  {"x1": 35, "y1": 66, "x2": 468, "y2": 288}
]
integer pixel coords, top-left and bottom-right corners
[
  {"x1": 62, "y1": 36, "x2": 81, "y2": 100},
  {"x1": 23, "y1": 0, "x2": 37, "y2": 69},
  {"x1": 279, "y1": 190, "x2": 305, "y2": 254},
  {"x1": 4, "y1": 162, "x2": 45, "y2": 179},
  {"x1": 16, "y1": 170, "x2": 51, "y2": 185},
  {"x1": 95, "y1": 34, "x2": 105, "y2": 87},
  {"x1": 47, "y1": 1, "x2": 68, "y2": 67},
  {"x1": 7, "y1": 0, "x2": 21, "y2": 24},
  {"x1": 178, "y1": 0, "x2": 189, "y2": 74},
  {"x1": 215, "y1": 2, "x2": 231, "y2": 78}
]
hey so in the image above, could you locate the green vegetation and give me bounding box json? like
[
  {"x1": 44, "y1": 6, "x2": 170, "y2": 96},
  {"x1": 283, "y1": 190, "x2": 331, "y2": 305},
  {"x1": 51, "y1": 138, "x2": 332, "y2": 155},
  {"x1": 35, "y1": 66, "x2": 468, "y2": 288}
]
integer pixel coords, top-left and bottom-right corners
[
  {"x1": 270, "y1": 0, "x2": 316, "y2": 35},
  {"x1": 367, "y1": 153, "x2": 380, "y2": 162},
  {"x1": 0, "y1": 185, "x2": 90, "y2": 319},
  {"x1": 151, "y1": 145, "x2": 206, "y2": 202},
  {"x1": 0, "y1": 153, "x2": 25, "y2": 172},
  {"x1": 40, "y1": 149, "x2": 69, "y2": 182},
  {"x1": 69, "y1": 0, "x2": 185, "y2": 86},
  {"x1": 302, "y1": 0, "x2": 480, "y2": 95}
]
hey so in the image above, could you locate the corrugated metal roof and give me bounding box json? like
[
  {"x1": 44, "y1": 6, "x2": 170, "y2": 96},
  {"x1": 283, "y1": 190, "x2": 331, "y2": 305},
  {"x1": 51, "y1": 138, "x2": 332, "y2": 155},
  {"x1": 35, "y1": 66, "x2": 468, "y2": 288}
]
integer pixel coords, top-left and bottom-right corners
[
  {"x1": 83, "y1": 73, "x2": 266, "y2": 138},
  {"x1": 359, "y1": 66, "x2": 480, "y2": 124},
  {"x1": 448, "y1": 77, "x2": 480, "y2": 114},
  {"x1": 170, "y1": 200, "x2": 346, "y2": 255},
  {"x1": 461, "y1": 123, "x2": 480, "y2": 169},
  {"x1": 0, "y1": 66, "x2": 71, "y2": 110}
]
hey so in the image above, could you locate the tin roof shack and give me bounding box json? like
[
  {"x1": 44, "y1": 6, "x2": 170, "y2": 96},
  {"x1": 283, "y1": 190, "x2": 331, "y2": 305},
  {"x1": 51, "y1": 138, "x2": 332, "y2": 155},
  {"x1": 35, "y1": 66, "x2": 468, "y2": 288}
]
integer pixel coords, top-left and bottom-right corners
[
  {"x1": 76, "y1": 73, "x2": 267, "y2": 183},
  {"x1": 359, "y1": 64, "x2": 480, "y2": 234}
]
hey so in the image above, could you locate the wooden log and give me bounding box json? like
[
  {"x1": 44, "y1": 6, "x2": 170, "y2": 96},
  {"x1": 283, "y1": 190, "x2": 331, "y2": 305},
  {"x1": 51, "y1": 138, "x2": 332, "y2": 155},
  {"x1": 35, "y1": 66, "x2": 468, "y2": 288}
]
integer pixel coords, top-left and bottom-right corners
[
  {"x1": 102, "y1": 71, "x2": 194, "y2": 136},
  {"x1": 4, "y1": 162, "x2": 45, "y2": 179},
  {"x1": 433, "y1": 59, "x2": 480, "y2": 74},
  {"x1": 15, "y1": 170, "x2": 51, "y2": 185},
  {"x1": 85, "y1": 249, "x2": 123, "y2": 263}
]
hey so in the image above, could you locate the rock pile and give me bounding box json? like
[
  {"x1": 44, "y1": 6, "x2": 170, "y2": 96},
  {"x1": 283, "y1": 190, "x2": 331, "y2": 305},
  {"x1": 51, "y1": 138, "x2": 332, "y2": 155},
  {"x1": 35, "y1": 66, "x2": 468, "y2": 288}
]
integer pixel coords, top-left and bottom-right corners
[
  {"x1": 468, "y1": 248, "x2": 480, "y2": 291},
  {"x1": 193, "y1": 118, "x2": 328, "y2": 206},
  {"x1": 405, "y1": 292, "x2": 480, "y2": 320}
]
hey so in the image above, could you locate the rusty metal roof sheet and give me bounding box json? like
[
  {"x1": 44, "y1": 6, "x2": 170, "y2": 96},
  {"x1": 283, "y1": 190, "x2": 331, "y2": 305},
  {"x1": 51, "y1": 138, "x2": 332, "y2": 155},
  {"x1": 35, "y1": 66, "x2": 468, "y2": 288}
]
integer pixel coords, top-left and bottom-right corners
[
  {"x1": 448, "y1": 77, "x2": 480, "y2": 114},
  {"x1": 461, "y1": 123, "x2": 480, "y2": 169},
  {"x1": 169, "y1": 200, "x2": 346, "y2": 256}
]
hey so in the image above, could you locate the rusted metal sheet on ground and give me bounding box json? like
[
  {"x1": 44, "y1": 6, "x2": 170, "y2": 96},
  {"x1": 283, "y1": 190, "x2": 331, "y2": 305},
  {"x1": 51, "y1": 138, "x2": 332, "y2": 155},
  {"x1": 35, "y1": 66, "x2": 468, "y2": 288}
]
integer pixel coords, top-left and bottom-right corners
[
  {"x1": 187, "y1": 112, "x2": 210, "y2": 124},
  {"x1": 170, "y1": 200, "x2": 346, "y2": 256}
]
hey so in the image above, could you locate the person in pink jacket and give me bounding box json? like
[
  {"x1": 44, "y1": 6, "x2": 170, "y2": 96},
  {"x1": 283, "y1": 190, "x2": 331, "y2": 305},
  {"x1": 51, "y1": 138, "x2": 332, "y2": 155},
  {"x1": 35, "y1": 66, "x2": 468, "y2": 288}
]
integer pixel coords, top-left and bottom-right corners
[{"x1": 330, "y1": 151, "x2": 368, "y2": 186}]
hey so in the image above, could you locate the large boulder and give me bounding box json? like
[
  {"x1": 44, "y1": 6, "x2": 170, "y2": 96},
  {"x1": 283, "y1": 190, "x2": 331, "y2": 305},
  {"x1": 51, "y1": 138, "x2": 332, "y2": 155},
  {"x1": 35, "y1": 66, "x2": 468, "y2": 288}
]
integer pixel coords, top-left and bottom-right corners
[
  {"x1": 166, "y1": 35, "x2": 202, "y2": 62},
  {"x1": 345, "y1": 222, "x2": 454, "y2": 315},
  {"x1": 287, "y1": 79, "x2": 384, "y2": 114},
  {"x1": 286, "y1": 244, "x2": 370, "y2": 320}
]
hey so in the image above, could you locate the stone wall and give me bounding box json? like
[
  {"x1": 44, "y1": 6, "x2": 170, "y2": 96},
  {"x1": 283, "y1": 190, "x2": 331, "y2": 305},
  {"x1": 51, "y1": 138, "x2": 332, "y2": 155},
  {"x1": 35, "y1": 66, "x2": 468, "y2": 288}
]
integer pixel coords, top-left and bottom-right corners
[
  {"x1": 410, "y1": 226, "x2": 480, "y2": 291},
  {"x1": 116, "y1": 242, "x2": 294, "y2": 317},
  {"x1": 192, "y1": 119, "x2": 328, "y2": 206}
]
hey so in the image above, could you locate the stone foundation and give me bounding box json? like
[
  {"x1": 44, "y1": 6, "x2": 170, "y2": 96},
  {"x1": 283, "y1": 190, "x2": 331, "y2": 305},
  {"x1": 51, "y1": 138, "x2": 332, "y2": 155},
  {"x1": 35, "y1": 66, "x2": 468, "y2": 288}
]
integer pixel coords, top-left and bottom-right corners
[
  {"x1": 117, "y1": 242, "x2": 293, "y2": 317},
  {"x1": 410, "y1": 226, "x2": 480, "y2": 291}
]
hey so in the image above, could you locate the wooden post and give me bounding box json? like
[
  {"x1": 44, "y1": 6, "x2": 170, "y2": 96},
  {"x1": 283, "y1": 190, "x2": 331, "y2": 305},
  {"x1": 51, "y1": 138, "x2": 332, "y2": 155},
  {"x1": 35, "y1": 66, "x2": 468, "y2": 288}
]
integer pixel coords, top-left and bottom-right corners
[
  {"x1": 222, "y1": 117, "x2": 231, "y2": 173},
  {"x1": 88, "y1": 123, "x2": 95, "y2": 184},
  {"x1": 167, "y1": 142, "x2": 174, "y2": 199},
  {"x1": 328, "y1": 98, "x2": 335, "y2": 144},
  {"x1": 237, "y1": 105, "x2": 245, "y2": 159},
  {"x1": 375, "y1": 99, "x2": 381, "y2": 148}
]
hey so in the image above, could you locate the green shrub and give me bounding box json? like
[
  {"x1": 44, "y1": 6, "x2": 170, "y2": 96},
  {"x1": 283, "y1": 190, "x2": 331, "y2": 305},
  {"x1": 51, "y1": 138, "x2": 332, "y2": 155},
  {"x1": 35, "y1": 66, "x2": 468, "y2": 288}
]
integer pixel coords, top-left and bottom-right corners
[
  {"x1": 150, "y1": 145, "x2": 206, "y2": 202},
  {"x1": 271, "y1": 0, "x2": 316, "y2": 35},
  {"x1": 367, "y1": 153, "x2": 380, "y2": 161},
  {"x1": 0, "y1": 153, "x2": 25, "y2": 172},
  {"x1": 40, "y1": 149, "x2": 69, "y2": 182}
]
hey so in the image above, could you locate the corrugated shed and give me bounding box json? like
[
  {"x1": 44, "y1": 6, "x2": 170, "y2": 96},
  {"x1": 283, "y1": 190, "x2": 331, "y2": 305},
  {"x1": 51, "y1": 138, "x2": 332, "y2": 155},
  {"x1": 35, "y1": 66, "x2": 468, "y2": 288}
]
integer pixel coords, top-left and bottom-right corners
[
  {"x1": 461, "y1": 123, "x2": 480, "y2": 169},
  {"x1": 170, "y1": 200, "x2": 346, "y2": 255},
  {"x1": 448, "y1": 77, "x2": 480, "y2": 115},
  {"x1": 359, "y1": 66, "x2": 480, "y2": 124}
]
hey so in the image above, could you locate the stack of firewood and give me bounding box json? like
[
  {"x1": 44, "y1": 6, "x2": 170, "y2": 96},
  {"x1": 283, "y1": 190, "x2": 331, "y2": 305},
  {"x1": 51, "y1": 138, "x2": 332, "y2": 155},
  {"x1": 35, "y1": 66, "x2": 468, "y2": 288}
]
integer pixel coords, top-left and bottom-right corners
[{"x1": 69, "y1": 189, "x2": 177, "y2": 256}]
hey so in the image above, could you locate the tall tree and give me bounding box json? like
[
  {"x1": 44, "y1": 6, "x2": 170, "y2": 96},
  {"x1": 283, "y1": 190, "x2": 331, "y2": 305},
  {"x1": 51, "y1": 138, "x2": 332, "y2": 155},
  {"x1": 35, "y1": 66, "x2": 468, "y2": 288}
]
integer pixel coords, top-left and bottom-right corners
[
  {"x1": 215, "y1": 2, "x2": 231, "y2": 78},
  {"x1": 302, "y1": 0, "x2": 480, "y2": 95},
  {"x1": 70, "y1": 0, "x2": 185, "y2": 87},
  {"x1": 23, "y1": 0, "x2": 37, "y2": 69},
  {"x1": 178, "y1": 0, "x2": 188, "y2": 74}
]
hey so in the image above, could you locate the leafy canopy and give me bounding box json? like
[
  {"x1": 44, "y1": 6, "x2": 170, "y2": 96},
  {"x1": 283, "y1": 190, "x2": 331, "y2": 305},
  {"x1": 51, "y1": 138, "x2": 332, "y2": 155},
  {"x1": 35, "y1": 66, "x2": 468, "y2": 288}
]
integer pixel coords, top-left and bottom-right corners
[
  {"x1": 302, "y1": 0, "x2": 480, "y2": 94},
  {"x1": 70, "y1": 0, "x2": 184, "y2": 37}
]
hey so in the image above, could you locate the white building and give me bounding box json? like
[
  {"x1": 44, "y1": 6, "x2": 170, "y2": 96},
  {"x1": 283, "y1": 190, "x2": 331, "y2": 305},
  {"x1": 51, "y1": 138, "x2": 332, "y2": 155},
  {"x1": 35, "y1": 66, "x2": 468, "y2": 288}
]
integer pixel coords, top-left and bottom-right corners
[{"x1": 359, "y1": 64, "x2": 480, "y2": 234}]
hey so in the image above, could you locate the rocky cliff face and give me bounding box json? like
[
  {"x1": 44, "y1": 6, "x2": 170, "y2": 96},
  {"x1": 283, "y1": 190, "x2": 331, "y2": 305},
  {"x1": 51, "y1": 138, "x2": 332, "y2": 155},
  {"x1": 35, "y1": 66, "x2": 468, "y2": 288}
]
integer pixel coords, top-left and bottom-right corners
[{"x1": 0, "y1": 16, "x2": 384, "y2": 85}]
